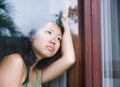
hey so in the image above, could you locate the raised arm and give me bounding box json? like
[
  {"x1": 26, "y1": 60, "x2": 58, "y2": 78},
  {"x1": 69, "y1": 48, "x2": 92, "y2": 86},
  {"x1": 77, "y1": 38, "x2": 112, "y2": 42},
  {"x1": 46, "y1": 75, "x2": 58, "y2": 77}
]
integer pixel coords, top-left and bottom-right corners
[{"x1": 40, "y1": 0, "x2": 76, "y2": 83}]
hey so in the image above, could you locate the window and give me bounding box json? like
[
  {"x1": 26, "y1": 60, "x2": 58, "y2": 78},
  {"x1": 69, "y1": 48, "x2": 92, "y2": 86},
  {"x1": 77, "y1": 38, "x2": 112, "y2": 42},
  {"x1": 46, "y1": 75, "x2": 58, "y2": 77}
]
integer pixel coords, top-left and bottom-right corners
[
  {"x1": 0, "y1": 0, "x2": 78, "y2": 87},
  {"x1": 101, "y1": 0, "x2": 120, "y2": 87}
]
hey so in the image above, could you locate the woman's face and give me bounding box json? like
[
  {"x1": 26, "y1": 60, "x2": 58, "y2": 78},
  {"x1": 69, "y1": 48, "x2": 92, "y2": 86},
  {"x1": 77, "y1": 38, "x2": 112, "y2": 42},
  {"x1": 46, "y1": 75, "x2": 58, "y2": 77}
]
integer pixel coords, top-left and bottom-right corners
[{"x1": 32, "y1": 22, "x2": 62, "y2": 59}]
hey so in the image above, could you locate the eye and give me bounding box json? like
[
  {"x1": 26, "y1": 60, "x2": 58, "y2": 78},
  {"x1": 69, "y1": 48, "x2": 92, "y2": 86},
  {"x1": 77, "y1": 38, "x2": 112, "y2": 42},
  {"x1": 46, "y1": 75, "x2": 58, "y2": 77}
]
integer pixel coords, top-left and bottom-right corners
[
  {"x1": 46, "y1": 31, "x2": 52, "y2": 35},
  {"x1": 57, "y1": 36, "x2": 62, "y2": 41}
]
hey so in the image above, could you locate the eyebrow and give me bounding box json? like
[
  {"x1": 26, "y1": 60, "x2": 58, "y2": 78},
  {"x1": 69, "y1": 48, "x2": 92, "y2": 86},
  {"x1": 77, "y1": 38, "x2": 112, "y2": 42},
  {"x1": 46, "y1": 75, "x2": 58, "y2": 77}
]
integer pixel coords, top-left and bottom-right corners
[{"x1": 49, "y1": 28, "x2": 62, "y2": 36}]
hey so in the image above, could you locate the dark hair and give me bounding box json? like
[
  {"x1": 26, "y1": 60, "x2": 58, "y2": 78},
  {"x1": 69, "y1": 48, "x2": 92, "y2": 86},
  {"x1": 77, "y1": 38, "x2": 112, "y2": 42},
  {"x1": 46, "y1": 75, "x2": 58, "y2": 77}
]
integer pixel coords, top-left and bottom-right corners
[
  {"x1": 55, "y1": 11, "x2": 64, "y2": 35},
  {"x1": 5, "y1": 37, "x2": 36, "y2": 84}
]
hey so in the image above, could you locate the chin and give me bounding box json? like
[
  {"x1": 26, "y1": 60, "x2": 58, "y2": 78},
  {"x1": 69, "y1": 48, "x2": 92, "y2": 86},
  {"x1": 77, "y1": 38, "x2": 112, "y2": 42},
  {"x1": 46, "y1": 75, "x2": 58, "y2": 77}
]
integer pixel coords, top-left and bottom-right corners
[
  {"x1": 47, "y1": 54, "x2": 55, "y2": 58},
  {"x1": 41, "y1": 50, "x2": 56, "y2": 58},
  {"x1": 42, "y1": 53, "x2": 54, "y2": 58}
]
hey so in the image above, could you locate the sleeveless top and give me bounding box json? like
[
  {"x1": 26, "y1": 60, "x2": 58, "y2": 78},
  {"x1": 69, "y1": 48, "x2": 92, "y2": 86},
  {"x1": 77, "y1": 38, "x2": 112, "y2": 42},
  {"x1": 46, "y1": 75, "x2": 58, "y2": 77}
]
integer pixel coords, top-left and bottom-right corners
[{"x1": 22, "y1": 64, "x2": 42, "y2": 87}]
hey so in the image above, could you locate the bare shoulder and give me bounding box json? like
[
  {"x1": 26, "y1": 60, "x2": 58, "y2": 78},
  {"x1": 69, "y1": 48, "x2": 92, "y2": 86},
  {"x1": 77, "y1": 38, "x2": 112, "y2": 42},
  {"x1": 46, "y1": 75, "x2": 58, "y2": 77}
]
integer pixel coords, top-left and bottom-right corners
[
  {"x1": 0, "y1": 53, "x2": 24, "y2": 86},
  {"x1": 0, "y1": 53, "x2": 24, "y2": 67}
]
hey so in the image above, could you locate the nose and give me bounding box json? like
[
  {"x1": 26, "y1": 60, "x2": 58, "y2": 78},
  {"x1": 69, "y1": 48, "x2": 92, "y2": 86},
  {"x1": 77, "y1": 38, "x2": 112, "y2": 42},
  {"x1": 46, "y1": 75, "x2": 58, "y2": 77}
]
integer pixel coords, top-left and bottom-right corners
[
  {"x1": 50, "y1": 36, "x2": 56, "y2": 46},
  {"x1": 50, "y1": 39, "x2": 56, "y2": 46}
]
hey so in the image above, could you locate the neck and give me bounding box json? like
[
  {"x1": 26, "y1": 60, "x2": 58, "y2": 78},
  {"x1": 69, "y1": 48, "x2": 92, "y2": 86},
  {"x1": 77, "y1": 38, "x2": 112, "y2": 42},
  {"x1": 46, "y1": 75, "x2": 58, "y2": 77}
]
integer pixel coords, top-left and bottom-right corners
[{"x1": 30, "y1": 48, "x2": 43, "y2": 69}]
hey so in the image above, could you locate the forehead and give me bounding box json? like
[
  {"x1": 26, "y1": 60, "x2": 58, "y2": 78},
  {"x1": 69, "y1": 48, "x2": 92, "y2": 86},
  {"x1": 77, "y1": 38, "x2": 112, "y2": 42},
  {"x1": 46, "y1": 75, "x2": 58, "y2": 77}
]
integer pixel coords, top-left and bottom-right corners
[
  {"x1": 46, "y1": 22, "x2": 61, "y2": 31},
  {"x1": 38, "y1": 22, "x2": 62, "y2": 34}
]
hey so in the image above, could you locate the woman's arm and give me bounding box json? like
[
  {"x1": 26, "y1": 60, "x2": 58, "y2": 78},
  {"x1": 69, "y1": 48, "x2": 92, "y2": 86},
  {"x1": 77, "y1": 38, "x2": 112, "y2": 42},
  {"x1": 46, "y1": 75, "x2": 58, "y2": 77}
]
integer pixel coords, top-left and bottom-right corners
[
  {"x1": 0, "y1": 54, "x2": 25, "y2": 87},
  {"x1": 39, "y1": 1, "x2": 76, "y2": 83}
]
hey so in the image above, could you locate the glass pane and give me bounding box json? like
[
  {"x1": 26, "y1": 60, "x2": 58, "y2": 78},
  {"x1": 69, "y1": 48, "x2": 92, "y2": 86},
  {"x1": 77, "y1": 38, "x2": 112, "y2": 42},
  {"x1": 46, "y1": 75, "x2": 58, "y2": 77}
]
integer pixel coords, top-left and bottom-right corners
[
  {"x1": 102, "y1": 0, "x2": 120, "y2": 87},
  {"x1": 0, "y1": 0, "x2": 78, "y2": 87}
]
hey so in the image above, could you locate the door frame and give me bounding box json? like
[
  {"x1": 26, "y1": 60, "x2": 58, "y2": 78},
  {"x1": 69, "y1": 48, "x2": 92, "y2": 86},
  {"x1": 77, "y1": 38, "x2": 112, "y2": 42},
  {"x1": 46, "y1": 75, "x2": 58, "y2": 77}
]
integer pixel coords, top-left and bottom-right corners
[{"x1": 67, "y1": 0, "x2": 102, "y2": 87}]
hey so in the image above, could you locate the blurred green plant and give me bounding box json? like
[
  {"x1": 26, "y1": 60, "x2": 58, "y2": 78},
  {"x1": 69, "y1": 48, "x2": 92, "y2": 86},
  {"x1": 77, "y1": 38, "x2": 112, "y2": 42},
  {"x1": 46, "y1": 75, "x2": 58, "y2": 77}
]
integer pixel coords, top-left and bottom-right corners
[
  {"x1": 69, "y1": 6, "x2": 78, "y2": 23},
  {"x1": 55, "y1": 6, "x2": 78, "y2": 24},
  {"x1": 0, "y1": 0, "x2": 23, "y2": 37}
]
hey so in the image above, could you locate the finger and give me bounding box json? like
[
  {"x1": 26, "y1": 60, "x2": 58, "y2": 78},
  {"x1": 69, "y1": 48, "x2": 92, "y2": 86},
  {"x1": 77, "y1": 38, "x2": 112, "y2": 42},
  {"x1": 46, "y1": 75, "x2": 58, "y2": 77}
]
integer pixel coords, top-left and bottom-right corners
[
  {"x1": 63, "y1": 0, "x2": 70, "y2": 11},
  {"x1": 62, "y1": 10, "x2": 69, "y2": 18},
  {"x1": 62, "y1": 0, "x2": 71, "y2": 17}
]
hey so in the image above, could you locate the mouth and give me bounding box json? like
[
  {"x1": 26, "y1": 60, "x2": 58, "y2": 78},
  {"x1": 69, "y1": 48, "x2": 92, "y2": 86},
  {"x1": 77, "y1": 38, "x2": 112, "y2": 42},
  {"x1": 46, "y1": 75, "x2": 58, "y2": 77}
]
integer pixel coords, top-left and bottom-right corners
[{"x1": 46, "y1": 46, "x2": 55, "y2": 52}]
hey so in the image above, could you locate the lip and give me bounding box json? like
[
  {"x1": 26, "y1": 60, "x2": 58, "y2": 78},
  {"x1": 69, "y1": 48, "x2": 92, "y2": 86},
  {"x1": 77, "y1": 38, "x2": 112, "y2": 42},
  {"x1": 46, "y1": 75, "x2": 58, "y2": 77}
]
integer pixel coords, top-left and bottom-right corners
[{"x1": 46, "y1": 46, "x2": 55, "y2": 52}]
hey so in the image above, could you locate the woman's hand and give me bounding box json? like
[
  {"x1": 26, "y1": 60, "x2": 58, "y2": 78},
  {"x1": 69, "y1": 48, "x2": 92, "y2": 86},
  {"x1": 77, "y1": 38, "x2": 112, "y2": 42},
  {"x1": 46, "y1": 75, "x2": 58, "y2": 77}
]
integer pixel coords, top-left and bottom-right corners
[{"x1": 61, "y1": 0, "x2": 70, "y2": 29}]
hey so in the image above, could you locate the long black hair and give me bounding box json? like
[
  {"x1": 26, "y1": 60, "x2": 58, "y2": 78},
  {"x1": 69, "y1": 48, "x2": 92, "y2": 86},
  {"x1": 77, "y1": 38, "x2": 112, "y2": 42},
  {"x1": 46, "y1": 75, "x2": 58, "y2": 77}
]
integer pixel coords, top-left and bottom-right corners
[{"x1": 4, "y1": 37, "x2": 36, "y2": 84}]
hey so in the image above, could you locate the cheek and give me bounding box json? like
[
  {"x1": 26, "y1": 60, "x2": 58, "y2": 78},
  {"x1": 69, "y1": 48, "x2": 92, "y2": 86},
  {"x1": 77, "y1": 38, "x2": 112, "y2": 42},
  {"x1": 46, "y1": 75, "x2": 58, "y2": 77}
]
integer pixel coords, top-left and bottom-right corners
[
  {"x1": 32, "y1": 40, "x2": 41, "y2": 52},
  {"x1": 33, "y1": 32, "x2": 47, "y2": 44},
  {"x1": 32, "y1": 36, "x2": 46, "y2": 50},
  {"x1": 55, "y1": 42, "x2": 61, "y2": 52}
]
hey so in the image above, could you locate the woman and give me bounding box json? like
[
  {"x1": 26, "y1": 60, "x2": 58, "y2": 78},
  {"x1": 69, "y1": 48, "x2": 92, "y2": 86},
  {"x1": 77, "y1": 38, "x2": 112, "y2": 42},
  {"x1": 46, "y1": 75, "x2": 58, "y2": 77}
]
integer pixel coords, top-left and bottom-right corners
[{"x1": 0, "y1": 2, "x2": 75, "y2": 87}]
